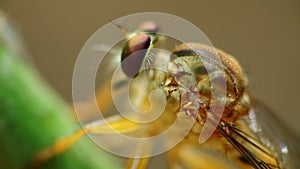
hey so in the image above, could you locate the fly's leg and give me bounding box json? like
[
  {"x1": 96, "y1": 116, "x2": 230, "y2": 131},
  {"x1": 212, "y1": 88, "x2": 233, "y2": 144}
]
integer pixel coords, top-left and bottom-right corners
[
  {"x1": 27, "y1": 129, "x2": 86, "y2": 169},
  {"x1": 28, "y1": 115, "x2": 140, "y2": 168},
  {"x1": 125, "y1": 158, "x2": 150, "y2": 169},
  {"x1": 124, "y1": 134, "x2": 153, "y2": 169}
]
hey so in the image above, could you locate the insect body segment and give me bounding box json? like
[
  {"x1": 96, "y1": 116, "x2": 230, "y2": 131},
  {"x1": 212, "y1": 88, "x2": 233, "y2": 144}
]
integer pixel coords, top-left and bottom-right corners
[{"x1": 170, "y1": 43, "x2": 250, "y2": 124}]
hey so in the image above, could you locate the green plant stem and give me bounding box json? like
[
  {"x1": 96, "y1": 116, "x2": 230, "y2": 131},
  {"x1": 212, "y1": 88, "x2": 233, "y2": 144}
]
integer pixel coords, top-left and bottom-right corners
[{"x1": 0, "y1": 42, "x2": 119, "y2": 169}]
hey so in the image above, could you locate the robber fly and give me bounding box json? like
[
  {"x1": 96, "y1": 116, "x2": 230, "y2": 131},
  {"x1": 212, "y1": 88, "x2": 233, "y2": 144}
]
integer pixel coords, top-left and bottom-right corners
[{"x1": 30, "y1": 21, "x2": 300, "y2": 169}]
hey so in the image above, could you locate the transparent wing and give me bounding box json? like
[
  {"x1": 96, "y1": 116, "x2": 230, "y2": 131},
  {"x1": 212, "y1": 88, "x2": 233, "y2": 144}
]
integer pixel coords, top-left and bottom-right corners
[{"x1": 244, "y1": 101, "x2": 300, "y2": 169}]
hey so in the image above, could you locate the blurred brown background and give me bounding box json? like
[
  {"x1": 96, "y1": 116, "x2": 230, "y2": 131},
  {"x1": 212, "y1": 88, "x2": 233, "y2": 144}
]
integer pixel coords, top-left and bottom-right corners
[{"x1": 1, "y1": 0, "x2": 300, "y2": 137}]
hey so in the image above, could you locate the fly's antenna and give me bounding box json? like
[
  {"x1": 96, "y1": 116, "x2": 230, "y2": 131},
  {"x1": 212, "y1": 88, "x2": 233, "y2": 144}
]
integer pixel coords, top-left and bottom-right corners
[{"x1": 109, "y1": 19, "x2": 128, "y2": 36}]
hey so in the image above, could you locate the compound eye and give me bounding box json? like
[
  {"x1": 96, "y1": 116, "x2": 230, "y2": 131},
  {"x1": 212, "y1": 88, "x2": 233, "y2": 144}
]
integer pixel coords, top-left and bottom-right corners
[
  {"x1": 121, "y1": 33, "x2": 151, "y2": 77},
  {"x1": 129, "y1": 33, "x2": 151, "y2": 53},
  {"x1": 139, "y1": 21, "x2": 158, "y2": 33}
]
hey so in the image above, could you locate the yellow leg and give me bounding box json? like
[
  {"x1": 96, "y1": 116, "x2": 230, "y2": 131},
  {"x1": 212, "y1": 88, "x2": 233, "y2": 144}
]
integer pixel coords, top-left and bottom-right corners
[
  {"x1": 28, "y1": 115, "x2": 140, "y2": 168},
  {"x1": 125, "y1": 157, "x2": 150, "y2": 169},
  {"x1": 124, "y1": 137, "x2": 152, "y2": 169},
  {"x1": 28, "y1": 129, "x2": 86, "y2": 168}
]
